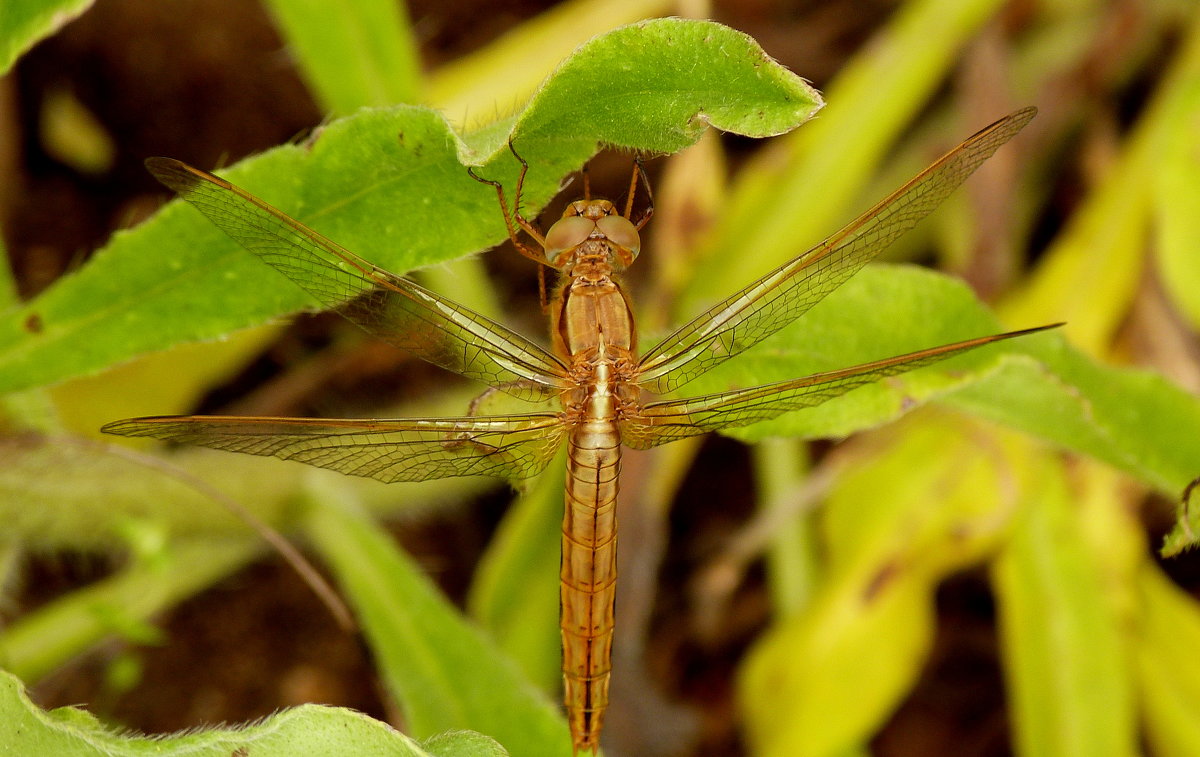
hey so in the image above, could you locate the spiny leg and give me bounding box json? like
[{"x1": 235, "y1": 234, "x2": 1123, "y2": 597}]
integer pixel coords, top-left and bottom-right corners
[
  {"x1": 465, "y1": 379, "x2": 553, "y2": 417},
  {"x1": 622, "y1": 156, "x2": 654, "y2": 230},
  {"x1": 508, "y1": 142, "x2": 560, "y2": 309},
  {"x1": 505, "y1": 141, "x2": 549, "y2": 246},
  {"x1": 469, "y1": 151, "x2": 551, "y2": 308},
  {"x1": 467, "y1": 164, "x2": 543, "y2": 255}
]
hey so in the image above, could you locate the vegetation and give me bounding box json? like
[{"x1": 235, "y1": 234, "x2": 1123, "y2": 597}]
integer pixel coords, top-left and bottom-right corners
[{"x1": 1, "y1": 0, "x2": 1199, "y2": 754}]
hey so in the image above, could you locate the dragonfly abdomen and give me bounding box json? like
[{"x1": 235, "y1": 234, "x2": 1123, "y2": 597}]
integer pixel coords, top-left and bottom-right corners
[{"x1": 561, "y1": 415, "x2": 620, "y2": 753}]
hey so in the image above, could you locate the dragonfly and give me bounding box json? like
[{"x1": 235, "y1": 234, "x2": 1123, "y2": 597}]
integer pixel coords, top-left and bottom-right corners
[{"x1": 104, "y1": 106, "x2": 1049, "y2": 753}]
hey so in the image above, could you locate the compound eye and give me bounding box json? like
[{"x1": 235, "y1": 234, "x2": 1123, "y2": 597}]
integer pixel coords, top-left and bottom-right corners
[
  {"x1": 596, "y1": 214, "x2": 641, "y2": 265},
  {"x1": 544, "y1": 215, "x2": 594, "y2": 256}
]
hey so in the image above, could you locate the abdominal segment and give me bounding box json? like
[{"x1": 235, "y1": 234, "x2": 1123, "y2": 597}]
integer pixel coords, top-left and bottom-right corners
[{"x1": 561, "y1": 423, "x2": 620, "y2": 753}]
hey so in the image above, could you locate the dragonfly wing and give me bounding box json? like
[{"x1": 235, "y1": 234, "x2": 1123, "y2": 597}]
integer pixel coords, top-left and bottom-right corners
[
  {"x1": 147, "y1": 158, "x2": 568, "y2": 402},
  {"x1": 102, "y1": 413, "x2": 567, "y2": 483},
  {"x1": 621, "y1": 325, "x2": 1056, "y2": 449},
  {"x1": 636, "y1": 107, "x2": 1037, "y2": 395}
]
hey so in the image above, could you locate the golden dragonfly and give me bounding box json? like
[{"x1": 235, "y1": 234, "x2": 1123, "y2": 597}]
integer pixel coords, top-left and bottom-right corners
[{"x1": 104, "y1": 107, "x2": 1048, "y2": 753}]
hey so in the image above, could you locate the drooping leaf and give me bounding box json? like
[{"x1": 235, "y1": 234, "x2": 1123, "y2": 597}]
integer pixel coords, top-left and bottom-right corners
[
  {"x1": 739, "y1": 414, "x2": 1038, "y2": 756},
  {"x1": 1137, "y1": 567, "x2": 1200, "y2": 757},
  {"x1": 1153, "y1": 76, "x2": 1200, "y2": 330},
  {"x1": 991, "y1": 457, "x2": 1137, "y2": 757},
  {"x1": 467, "y1": 452, "x2": 565, "y2": 693},
  {"x1": 302, "y1": 476, "x2": 572, "y2": 755},
  {"x1": 263, "y1": 0, "x2": 421, "y2": 113}
]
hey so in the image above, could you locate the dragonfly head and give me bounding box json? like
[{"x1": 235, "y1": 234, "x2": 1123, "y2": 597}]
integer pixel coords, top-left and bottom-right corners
[{"x1": 544, "y1": 199, "x2": 641, "y2": 271}]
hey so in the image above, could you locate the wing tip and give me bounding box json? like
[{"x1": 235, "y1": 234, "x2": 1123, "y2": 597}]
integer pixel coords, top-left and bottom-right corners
[
  {"x1": 101, "y1": 416, "x2": 180, "y2": 437},
  {"x1": 1010, "y1": 105, "x2": 1038, "y2": 127},
  {"x1": 1002, "y1": 321, "x2": 1064, "y2": 339},
  {"x1": 145, "y1": 156, "x2": 205, "y2": 193},
  {"x1": 100, "y1": 419, "x2": 142, "y2": 438}
]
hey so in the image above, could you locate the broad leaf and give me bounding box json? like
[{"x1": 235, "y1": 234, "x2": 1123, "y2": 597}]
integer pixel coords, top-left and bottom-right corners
[
  {"x1": 0, "y1": 668, "x2": 487, "y2": 756},
  {"x1": 0, "y1": 0, "x2": 93, "y2": 74},
  {"x1": 0, "y1": 19, "x2": 821, "y2": 396}
]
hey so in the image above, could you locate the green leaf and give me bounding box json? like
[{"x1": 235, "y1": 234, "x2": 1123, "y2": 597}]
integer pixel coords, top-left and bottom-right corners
[
  {"x1": 1004, "y1": 8, "x2": 1200, "y2": 353},
  {"x1": 991, "y1": 457, "x2": 1137, "y2": 757},
  {"x1": 0, "y1": 232, "x2": 60, "y2": 431},
  {"x1": 467, "y1": 452, "x2": 565, "y2": 693},
  {"x1": 427, "y1": 0, "x2": 672, "y2": 123},
  {"x1": 44, "y1": 325, "x2": 281, "y2": 434},
  {"x1": 422, "y1": 730, "x2": 510, "y2": 757},
  {"x1": 301, "y1": 475, "x2": 572, "y2": 754},
  {"x1": 949, "y1": 337, "x2": 1200, "y2": 496},
  {"x1": 0, "y1": 668, "x2": 483, "y2": 756},
  {"x1": 1162, "y1": 479, "x2": 1200, "y2": 557},
  {"x1": 0, "y1": 19, "x2": 820, "y2": 396},
  {"x1": 0, "y1": 108, "x2": 495, "y2": 396},
  {"x1": 0, "y1": 433, "x2": 281, "y2": 547},
  {"x1": 1137, "y1": 567, "x2": 1200, "y2": 757},
  {"x1": 682, "y1": 0, "x2": 1011, "y2": 311},
  {"x1": 998, "y1": 117, "x2": 1150, "y2": 357},
  {"x1": 0, "y1": 0, "x2": 93, "y2": 74},
  {"x1": 687, "y1": 264, "x2": 1041, "y2": 440},
  {"x1": 742, "y1": 571, "x2": 934, "y2": 757},
  {"x1": 0, "y1": 429, "x2": 492, "y2": 682},
  {"x1": 739, "y1": 414, "x2": 1036, "y2": 756},
  {"x1": 687, "y1": 264, "x2": 1200, "y2": 497},
  {"x1": 1153, "y1": 75, "x2": 1200, "y2": 329},
  {"x1": 509, "y1": 19, "x2": 821, "y2": 152},
  {"x1": 751, "y1": 437, "x2": 818, "y2": 617},
  {"x1": 263, "y1": 0, "x2": 421, "y2": 113}
]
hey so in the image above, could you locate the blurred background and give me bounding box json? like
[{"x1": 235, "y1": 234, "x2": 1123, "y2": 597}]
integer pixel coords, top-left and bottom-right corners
[{"x1": 2, "y1": 0, "x2": 1200, "y2": 755}]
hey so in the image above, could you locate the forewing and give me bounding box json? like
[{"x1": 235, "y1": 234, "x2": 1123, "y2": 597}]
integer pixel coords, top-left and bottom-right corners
[
  {"x1": 102, "y1": 413, "x2": 567, "y2": 483},
  {"x1": 636, "y1": 107, "x2": 1037, "y2": 395},
  {"x1": 622, "y1": 325, "x2": 1055, "y2": 449},
  {"x1": 147, "y1": 158, "x2": 568, "y2": 401}
]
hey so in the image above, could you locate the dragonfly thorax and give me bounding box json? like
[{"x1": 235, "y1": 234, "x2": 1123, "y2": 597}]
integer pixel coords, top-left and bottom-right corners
[{"x1": 543, "y1": 199, "x2": 640, "y2": 272}]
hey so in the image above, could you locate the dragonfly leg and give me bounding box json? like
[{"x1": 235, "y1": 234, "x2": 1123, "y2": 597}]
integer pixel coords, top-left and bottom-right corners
[
  {"x1": 469, "y1": 155, "x2": 552, "y2": 308},
  {"x1": 505, "y1": 141, "x2": 550, "y2": 245},
  {"x1": 621, "y1": 158, "x2": 638, "y2": 219},
  {"x1": 505, "y1": 142, "x2": 556, "y2": 310},
  {"x1": 468, "y1": 163, "x2": 546, "y2": 251},
  {"x1": 444, "y1": 382, "x2": 560, "y2": 467},
  {"x1": 466, "y1": 379, "x2": 557, "y2": 417},
  {"x1": 624, "y1": 157, "x2": 655, "y2": 230}
]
